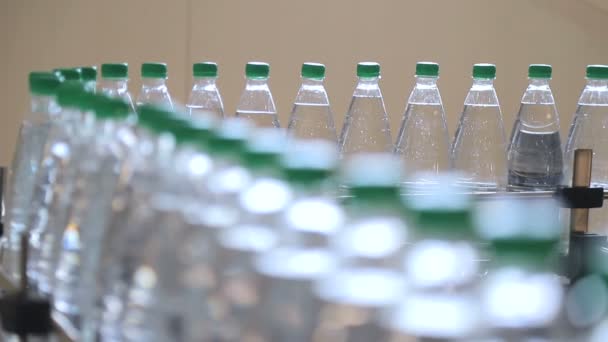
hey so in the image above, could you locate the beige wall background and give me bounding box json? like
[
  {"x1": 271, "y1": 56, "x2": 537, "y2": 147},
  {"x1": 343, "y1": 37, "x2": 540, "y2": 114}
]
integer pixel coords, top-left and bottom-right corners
[{"x1": 1, "y1": 0, "x2": 607, "y2": 165}]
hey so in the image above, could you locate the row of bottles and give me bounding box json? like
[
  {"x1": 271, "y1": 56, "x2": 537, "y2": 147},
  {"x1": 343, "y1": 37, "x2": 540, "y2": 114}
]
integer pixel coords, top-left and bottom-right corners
[
  {"x1": 69, "y1": 61, "x2": 606, "y2": 196},
  {"x1": 4, "y1": 68, "x2": 595, "y2": 340}
]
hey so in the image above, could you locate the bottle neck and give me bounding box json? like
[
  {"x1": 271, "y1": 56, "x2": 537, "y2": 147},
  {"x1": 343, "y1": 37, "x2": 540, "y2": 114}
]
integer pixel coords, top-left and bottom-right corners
[
  {"x1": 354, "y1": 77, "x2": 381, "y2": 97},
  {"x1": 586, "y1": 79, "x2": 608, "y2": 89},
  {"x1": 409, "y1": 76, "x2": 441, "y2": 105},
  {"x1": 577, "y1": 79, "x2": 608, "y2": 106},
  {"x1": 142, "y1": 78, "x2": 167, "y2": 88},
  {"x1": 471, "y1": 78, "x2": 495, "y2": 89},
  {"x1": 521, "y1": 78, "x2": 555, "y2": 105},
  {"x1": 465, "y1": 78, "x2": 499, "y2": 106},
  {"x1": 193, "y1": 77, "x2": 217, "y2": 88},
  {"x1": 415, "y1": 76, "x2": 438, "y2": 88},
  {"x1": 245, "y1": 77, "x2": 270, "y2": 90},
  {"x1": 295, "y1": 78, "x2": 329, "y2": 105}
]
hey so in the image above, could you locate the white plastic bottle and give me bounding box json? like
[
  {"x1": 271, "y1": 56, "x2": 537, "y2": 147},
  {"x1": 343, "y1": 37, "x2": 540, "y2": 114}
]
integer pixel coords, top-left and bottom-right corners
[
  {"x1": 187, "y1": 61, "x2": 224, "y2": 119},
  {"x1": 235, "y1": 62, "x2": 280, "y2": 127},
  {"x1": 136, "y1": 62, "x2": 173, "y2": 109},
  {"x1": 99, "y1": 63, "x2": 136, "y2": 112}
]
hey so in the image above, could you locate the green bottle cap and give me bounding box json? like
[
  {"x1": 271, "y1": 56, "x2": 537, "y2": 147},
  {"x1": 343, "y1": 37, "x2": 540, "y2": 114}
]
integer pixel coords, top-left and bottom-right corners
[
  {"x1": 586, "y1": 65, "x2": 608, "y2": 79},
  {"x1": 102, "y1": 63, "x2": 129, "y2": 79},
  {"x1": 416, "y1": 62, "x2": 439, "y2": 77},
  {"x1": 246, "y1": 62, "x2": 270, "y2": 79},
  {"x1": 357, "y1": 62, "x2": 380, "y2": 78},
  {"x1": 242, "y1": 128, "x2": 286, "y2": 173},
  {"x1": 141, "y1": 63, "x2": 168, "y2": 78},
  {"x1": 301, "y1": 63, "x2": 326, "y2": 80},
  {"x1": 29, "y1": 72, "x2": 62, "y2": 96},
  {"x1": 282, "y1": 140, "x2": 338, "y2": 185},
  {"x1": 472, "y1": 63, "x2": 496, "y2": 79},
  {"x1": 528, "y1": 64, "x2": 552, "y2": 79},
  {"x1": 193, "y1": 62, "x2": 218, "y2": 78},
  {"x1": 208, "y1": 118, "x2": 253, "y2": 160},
  {"x1": 54, "y1": 68, "x2": 82, "y2": 81},
  {"x1": 95, "y1": 95, "x2": 130, "y2": 120},
  {"x1": 80, "y1": 66, "x2": 97, "y2": 81},
  {"x1": 56, "y1": 81, "x2": 87, "y2": 108}
]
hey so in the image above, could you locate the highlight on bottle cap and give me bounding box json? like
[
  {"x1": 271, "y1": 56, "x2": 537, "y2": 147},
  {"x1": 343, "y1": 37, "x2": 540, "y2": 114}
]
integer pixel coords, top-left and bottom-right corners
[
  {"x1": 528, "y1": 64, "x2": 552, "y2": 79},
  {"x1": 357, "y1": 62, "x2": 381, "y2": 78},
  {"x1": 586, "y1": 65, "x2": 608, "y2": 80},
  {"x1": 80, "y1": 66, "x2": 97, "y2": 81},
  {"x1": 416, "y1": 62, "x2": 439, "y2": 77},
  {"x1": 141, "y1": 62, "x2": 168, "y2": 78},
  {"x1": 301, "y1": 63, "x2": 325, "y2": 80},
  {"x1": 472, "y1": 63, "x2": 496, "y2": 79},
  {"x1": 29, "y1": 72, "x2": 62, "y2": 96},
  {"x1": 193, "y1": 62, "x2": 218, "y2": 78},
  {"x1": 54, "y1": 68, "x2": 81, "y2": 81},
  {"x1": 246, "y1": 62, "x2": 270, "y2": 79},
  {"x1": 102, "y1": 63, "x2": 129, "y2": 79}
]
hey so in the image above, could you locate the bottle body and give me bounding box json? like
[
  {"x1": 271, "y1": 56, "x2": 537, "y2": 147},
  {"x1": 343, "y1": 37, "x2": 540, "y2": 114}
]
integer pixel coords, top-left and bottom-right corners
[
  {"x1": 287, "y1": 78, "x2": 337, "y2": 142},
  {"x1": 186, "y1": 77, "x2": 224, "y2": 118},
  {"x1": 451, "y1": 78, "x2": 507, "y2": 192},
  {"x1": 339, "y1": 77, "x2": 392, "y2": 157},
  {"x1": 99, "y1": 79, "x2": 136, "y2": 112},
  {"x1": 564, "y1": 79, "x2": 608, "y2": 235},
  {"x1": 508, "y1": 79, "x2": 562, "y2": 190},
  {"x1": 2, "y1": 95, "x2": 58, "y2": 282},
  {"x1": 235, "y1": 78, "x2": 279, "y2": 128},
  {"x1": 136, "y1": 79, "x2": 173, "y2": 109},
  {"x1": 395, "y1": 76, "x2": 449, "y2": 185}
]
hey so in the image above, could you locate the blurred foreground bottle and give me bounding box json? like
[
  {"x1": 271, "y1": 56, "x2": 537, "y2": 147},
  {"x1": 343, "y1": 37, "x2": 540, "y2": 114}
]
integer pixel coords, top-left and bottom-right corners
[
  {"x1": 99, "y1": 63, "x2": 136, "y2": 112},
  {"x1": 287, "y1": 63, "x2": 337, "y2": 142},
  {"x1": 235, "y1": 62, "x2": 280, "y2": 127},
  {"x1": 451, "y1": 63, "x2": 507, "y2": 192},
  {"x1": 187, "y1": 62, "x2": 224, "y2": 119},
  {"x1": 564, "y1": 65, "x2": 608, "y2": 235},
  {"x1": 475, "y1": 198, "x2": 564, "y2": 341},
  {"x1": 395, "y1": 62, "x2": 449, "y2": 189},
  {"x1": 387, "y1": 174, "x2": 480, "y2": 340},
  {"x1": 339, "y1": 62, "x2": 392, "y2": 158},
  {"x1": 80, "y1": 66, "x2": 97, "y2": 93},
  {"x1": 2, "y1": 72, "x2": 61, "y2": 282},
  {"x1": 508, "y1": 64, "x2": 562, "y2": 190},
  {"x1": 315, "y1": 154, "x2": 407, "y2": 342},
  {"x1": 137, "y1": 62, "x2": 173, "y2": 109}
]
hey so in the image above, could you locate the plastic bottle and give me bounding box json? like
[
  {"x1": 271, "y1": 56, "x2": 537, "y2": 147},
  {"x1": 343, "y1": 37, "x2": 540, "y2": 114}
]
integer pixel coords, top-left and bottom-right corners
[
  {"x1": 564, "y1": 65, "x2": 608, "y2": 235},
  {"x1": 80, "y1": 66, "x2": 97, "y2": 93},
  {"x1": 475, "y1": 198, "x2": 564, "y2": 341},
  {"x1": 99, "y1": 63, "x2": 136, "y2": 112},
  {"x1": 395, "y1": 62, "x2": 449, "y2": 189},
  {"x1": 136, "y1": 62, "x2": 173, "y2": 109},
  {"x1": 387, "y1": 173, "x2": 480, "y2": 340},
  {"x1": 2, "y1": 72, "x2": 61, "y2": 282},
  {"x1": 235, "y1": 62, "x2": 280, "y2": 128},
  {"x1": 339, "y1": 62, "x2": 392, "y2": 158},
  {"x1": 287, "y1": 63, "x2": 337, "y2": 142},
  {"x1": 187, "y1": 62, "x2": 224, "y2": 119},
  {"x1": 315, "y1": 154, "x2": 407, "y2": 342},
  {"x1": 53, "y1": 95, "x2": 136, "y2": 325},
  {"x1": 451, "y1": 63, "x2": 507, "y2": 192},
  {"x1": 252, "y1": 140, "x2": 341, "y2": 342},
  {"x1": 508, "y1": 64, "x2": 562, "y2": 190}
]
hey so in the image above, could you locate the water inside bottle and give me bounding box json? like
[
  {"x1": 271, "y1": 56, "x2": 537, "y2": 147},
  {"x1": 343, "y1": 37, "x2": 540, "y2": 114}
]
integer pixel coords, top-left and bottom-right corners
[
  {"x1": 340, "y1": 96, "x2": 392, "y2": 155},
  {"x1": 235, "y1": 110, "x2": 280, "y2": 128},
  {"x1": 288, "y1": 103, "x2": 336, "y2": 141}
]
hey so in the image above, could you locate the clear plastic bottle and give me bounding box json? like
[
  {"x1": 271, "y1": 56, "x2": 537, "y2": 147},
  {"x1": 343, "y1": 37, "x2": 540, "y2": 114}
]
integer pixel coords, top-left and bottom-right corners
[
  {"x1": 387, "y1": 174, "x2": 480, "y2": 340},
  {"x1": 451, "y1": 63, "x2": 507, "y2": 192},
  {"x1": 136, "y1": 62, "x2": 173, "y2": 109},
  {"x1": 287, "y1": 63, "x2": 337, "y2": 142},
  {"x1": 339, "y1": 62, "x2": 393, "y2": 158},
  {"x1": 395, "y1": 62, "x2": 449, "y2": 188},
  {"x1": 508, "y1": 64, "x2": 563, "y2": 191},
  {"x1": 2, "y1": 72, "x2": 61, "y2": 282},
  {"x1": 475, "y1": 198, "x2": 564, "y2": 341},
  {"x1": 80, "y1": 66, "x2": 97, "y2": 93},
  {"x1": 564, "y1": 65, "x2": 608, "y2": 235},
  {"x1": 314, "y1": 154, "x2": 407, "y2": 342},
  {"x1": 235, "y1": 62, "x2": 280, "y2": 128},
  {"x1": 187, "y1": 62, "x2": 224, "y2": 119},
  {"x1": 53, "y1": 96, "x2": 136, "y2": 325},
  {"x1": 252, "y1": 140, "x2": 341, "y2": 342},
  {"x1": 99, "y1": 63, "x2": 136, "y2": 112}
]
